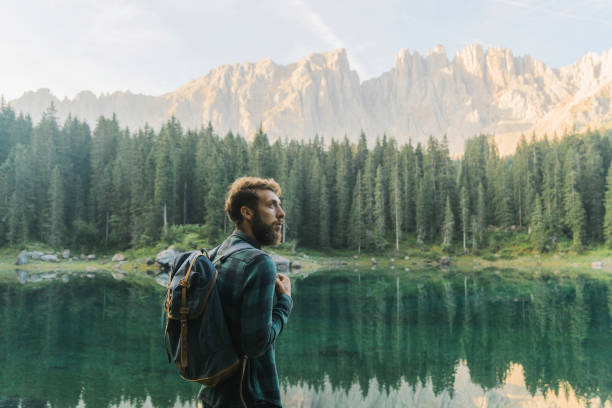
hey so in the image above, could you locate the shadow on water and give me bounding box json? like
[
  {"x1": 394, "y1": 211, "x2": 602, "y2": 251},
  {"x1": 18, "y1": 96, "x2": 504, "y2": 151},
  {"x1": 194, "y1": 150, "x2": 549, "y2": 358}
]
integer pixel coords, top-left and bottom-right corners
[{"x1": 1, "y1": 268, "x2": 611, "y2": 407}]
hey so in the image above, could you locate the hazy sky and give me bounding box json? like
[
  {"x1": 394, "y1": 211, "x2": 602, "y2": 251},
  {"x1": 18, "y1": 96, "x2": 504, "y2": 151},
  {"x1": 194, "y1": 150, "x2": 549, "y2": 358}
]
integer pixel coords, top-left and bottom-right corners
[{"x1": 1, "y1": 0, "x2": 610, "y2": 100}]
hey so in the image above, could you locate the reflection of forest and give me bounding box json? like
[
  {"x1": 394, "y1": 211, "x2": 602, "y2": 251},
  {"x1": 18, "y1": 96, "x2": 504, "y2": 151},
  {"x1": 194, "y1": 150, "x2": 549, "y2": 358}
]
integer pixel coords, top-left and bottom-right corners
[
  {"x1": 276, "y1": 270, "x2": 612, "y2": 405},
  {"x1": 0, "y1": 276, "x2": 200, "y2": 408},
  {"x1": 0, "y1": 271, "x2": 610, "y2": 408}
]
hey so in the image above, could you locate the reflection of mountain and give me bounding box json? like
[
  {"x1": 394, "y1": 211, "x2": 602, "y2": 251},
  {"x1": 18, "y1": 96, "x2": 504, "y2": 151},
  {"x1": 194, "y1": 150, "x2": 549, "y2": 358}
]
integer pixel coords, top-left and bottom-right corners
[
  {"x1": 0, "y1": 272, "x2": 611, "y2": 407},
  {"x1": 276, "y1": 271, "x2": 612, "y2": 405}
]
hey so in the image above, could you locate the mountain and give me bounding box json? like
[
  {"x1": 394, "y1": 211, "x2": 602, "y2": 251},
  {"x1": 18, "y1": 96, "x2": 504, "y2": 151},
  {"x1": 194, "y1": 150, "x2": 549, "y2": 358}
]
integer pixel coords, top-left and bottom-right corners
[{"x1": 8, "y1": 45, "x2": 612, "y2": 154}]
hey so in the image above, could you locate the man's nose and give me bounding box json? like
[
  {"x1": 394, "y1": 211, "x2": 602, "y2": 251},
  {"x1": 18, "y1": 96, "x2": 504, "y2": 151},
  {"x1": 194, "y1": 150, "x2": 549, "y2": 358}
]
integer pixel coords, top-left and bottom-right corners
[{"x1": 277, "y1": 205, "x2": 285, "y2": 219}]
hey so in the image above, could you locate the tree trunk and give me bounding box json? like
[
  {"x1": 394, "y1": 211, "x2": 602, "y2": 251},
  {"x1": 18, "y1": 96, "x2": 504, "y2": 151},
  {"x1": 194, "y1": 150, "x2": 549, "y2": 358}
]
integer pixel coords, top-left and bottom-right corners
[
  {"x1": 163, "y1": 202, "x2": 167, "y2": 234},
  {"x1": 105, "y1": 211, "x2": 109, "y2": 243}
]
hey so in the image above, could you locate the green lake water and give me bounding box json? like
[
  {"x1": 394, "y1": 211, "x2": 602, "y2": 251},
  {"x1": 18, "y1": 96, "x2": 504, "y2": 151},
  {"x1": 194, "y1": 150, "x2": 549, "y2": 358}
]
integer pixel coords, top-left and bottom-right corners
[{"x1": 1, "y1": 268, "x2": 611, "y2": 408}]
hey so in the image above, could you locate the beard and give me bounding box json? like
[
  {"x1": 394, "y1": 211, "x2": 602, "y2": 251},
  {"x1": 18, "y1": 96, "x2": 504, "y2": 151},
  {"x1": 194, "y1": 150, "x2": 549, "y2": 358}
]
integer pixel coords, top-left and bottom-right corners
[{"x1": 251, "y1": 210, "x2": 282, "y2": 246}]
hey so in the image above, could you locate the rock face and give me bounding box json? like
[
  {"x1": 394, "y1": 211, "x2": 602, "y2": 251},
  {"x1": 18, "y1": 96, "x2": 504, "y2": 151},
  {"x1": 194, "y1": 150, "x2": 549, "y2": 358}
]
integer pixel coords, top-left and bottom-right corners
[
  {"x1": 9, "y1": 46, "x2": 612, "y2": 154},
  {"x1": 41, "y1": 254, "x2": 59, "y2": 262},
  {"x1": 156, "y1": 248, "x2": 180, "y2": 270},
  {"x1": 16, "y1": 250, "x2": 29, "y2": 265},
  {"x1": 112, "y1": 253, "x2": 127, "y2": 262},
  {"x1": 269, "y1": 254, "x2": 291, "y2": 272}
]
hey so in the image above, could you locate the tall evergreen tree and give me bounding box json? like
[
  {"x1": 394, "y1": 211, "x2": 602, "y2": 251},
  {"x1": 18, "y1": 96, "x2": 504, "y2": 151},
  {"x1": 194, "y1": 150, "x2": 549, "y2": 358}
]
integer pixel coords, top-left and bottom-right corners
[
  {"x1": 442, "y1": 196, "x2": 454, "y2": 249},
  {"x1": 460, "y1": 186, "x2": 470, "y2": 253},
  {"x1": 47, "y1": 166, "x2": 65, "y2": 248},
  {"x1": 373, "y1": 166, "x2": 387, "y2": 249},
  {"x1": 563, "y1": 148, "x2": 586, "y2": 250},
  {"x1": 319, "y1": 173, "x2": 331, "y2": 248},
  {"x1": 348, "y1": 171, "x2": 364, "y2": 252},
  {"x1": 531, "y1": 193, "x2": 546, "y2": 252},
  {"x1": 603, "y1": 162, "x2": 612, "y2": 247}
]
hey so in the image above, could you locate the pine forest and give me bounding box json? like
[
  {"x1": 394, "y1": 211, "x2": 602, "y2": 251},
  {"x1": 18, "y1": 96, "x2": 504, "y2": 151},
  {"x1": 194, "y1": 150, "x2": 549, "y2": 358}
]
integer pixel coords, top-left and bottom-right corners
[{"x1": 2, "y1": 104, "x2": 612, "y2": 254}]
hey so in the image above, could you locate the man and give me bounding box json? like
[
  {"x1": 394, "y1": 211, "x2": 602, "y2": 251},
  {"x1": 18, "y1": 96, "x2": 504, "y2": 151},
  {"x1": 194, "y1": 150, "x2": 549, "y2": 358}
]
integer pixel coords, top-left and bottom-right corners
[{"x1": 199, "y1": 177, "x2": 292, "y2": 408}]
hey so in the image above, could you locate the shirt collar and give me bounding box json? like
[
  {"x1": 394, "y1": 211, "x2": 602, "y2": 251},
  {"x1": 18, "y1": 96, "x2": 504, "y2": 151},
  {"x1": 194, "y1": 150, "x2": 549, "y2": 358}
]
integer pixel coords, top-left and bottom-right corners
[{"x1": 232, "y1": 229, "x2": 261, "y2": 249}]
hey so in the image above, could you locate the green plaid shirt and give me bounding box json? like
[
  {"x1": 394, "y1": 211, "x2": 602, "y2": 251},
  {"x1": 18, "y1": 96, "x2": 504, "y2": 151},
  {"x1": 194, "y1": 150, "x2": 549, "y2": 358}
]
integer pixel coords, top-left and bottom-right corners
[{"x1": 198, "y1": 230, "x2": 293, "y2": 408}]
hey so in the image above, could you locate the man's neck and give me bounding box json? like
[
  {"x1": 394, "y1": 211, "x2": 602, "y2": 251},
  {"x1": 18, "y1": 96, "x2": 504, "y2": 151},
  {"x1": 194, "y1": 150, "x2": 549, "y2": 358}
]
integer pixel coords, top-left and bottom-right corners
[{"x1": 237, "y1": 224, "x2": 258, "y2": 245}]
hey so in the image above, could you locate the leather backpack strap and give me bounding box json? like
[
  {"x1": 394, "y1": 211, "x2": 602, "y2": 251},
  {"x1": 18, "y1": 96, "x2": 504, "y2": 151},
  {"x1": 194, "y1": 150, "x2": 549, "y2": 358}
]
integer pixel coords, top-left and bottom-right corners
[{"x1": 179, "y1": 252, "x2": 201, "y2": 369}]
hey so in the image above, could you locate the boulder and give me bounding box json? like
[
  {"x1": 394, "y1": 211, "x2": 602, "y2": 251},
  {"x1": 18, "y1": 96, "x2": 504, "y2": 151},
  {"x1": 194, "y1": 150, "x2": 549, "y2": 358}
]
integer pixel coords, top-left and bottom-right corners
[
  {"x1": 87, "y1": 254, "x2": 96, "y2": 261},
  {"x1": 41, "y1": 254, "x2": 60, "y2": 262},
  {"x1": 290, "y1": 261, "x2": 302, "y2": 270},
  {"x1": 370, "y1": 258, "x2": 377, "y2": 264},
  {"x1": 31, "y1": 251, "x2": 43, "y2": 259},
  {"x1": 146, "y1": 258, "x2": 155, "y2": 265},
  {"x1": 62, "y1": 249, "x2": 70, "y2": 259},
  {"x1": 592, "y1": 261, "x2": 603, "y2": 270},
  {"x1": 112, "y1": 253, "x2": 127, "y2": 262},
  {"x1": 270, "y1": 254, "x2": 290, "y2": 272},
  {"x1": 156, "y1": 248, "x2": 180, "y2": 269},
  {"x1": 16, "y1": 250, "x2": 29, "y2": 265},
  {"x1": 439, "y1": 256, "x2": 451, "y2": 266}
]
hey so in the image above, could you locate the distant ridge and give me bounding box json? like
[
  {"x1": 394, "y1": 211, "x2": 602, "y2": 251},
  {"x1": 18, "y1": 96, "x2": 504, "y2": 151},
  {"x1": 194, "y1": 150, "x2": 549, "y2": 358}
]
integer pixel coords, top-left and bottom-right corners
[{"x1": 8, "y1": 45, "x2": 612, "y2": 154}]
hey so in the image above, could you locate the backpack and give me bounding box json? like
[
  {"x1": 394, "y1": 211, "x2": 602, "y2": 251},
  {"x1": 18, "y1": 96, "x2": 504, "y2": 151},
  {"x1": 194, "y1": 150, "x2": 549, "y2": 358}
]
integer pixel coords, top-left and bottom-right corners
[{"x1": 163, "y1": 242, "x2": 256, "y2": 387}]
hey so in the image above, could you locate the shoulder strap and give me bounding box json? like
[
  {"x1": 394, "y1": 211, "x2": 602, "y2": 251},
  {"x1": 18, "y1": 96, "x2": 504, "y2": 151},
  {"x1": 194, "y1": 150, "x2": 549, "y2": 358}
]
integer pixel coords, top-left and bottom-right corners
[
  {"x1": 207, "y1": 241, "x2": 261, "y2": 265},
  {"x1": 219, "y1": 242, "x2": 257, "y2": 262}
]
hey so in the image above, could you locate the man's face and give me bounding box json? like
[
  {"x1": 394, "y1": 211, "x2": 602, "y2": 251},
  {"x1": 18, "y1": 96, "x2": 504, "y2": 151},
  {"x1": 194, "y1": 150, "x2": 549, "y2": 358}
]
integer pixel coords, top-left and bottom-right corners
[{"x1": 250, "y1": 189, "x2": 285, "y2": 246}]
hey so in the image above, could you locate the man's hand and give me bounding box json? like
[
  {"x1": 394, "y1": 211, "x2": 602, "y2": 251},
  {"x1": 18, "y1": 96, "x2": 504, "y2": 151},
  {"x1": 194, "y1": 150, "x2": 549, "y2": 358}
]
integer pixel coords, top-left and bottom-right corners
[{"x1": 275, "y1": 273, "x2": 291, "y2": 297}]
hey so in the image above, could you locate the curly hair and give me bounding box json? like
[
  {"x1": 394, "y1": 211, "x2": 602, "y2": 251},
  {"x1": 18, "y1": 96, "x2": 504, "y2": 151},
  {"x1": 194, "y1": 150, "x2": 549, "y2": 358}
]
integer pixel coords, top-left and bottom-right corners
[{"x1": 225, "y1": 177, "x2": 282, "y2": 226}]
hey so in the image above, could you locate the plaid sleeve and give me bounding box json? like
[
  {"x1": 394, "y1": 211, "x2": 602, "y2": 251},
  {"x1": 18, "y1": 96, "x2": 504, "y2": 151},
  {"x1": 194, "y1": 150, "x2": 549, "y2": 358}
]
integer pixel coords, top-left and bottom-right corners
[{"x1": 240, "y1": 255, "x2": 292, "y2": 358}]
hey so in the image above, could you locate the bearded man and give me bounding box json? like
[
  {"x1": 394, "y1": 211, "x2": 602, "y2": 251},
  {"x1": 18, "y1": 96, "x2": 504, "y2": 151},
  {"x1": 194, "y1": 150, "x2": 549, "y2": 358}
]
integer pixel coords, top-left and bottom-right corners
[{"x1": 198, "y1": 177, "x2": 292, "y2": 408}]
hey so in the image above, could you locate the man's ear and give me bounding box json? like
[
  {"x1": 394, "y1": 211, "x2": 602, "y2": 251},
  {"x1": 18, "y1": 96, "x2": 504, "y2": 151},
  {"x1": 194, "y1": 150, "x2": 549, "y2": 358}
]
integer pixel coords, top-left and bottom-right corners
[{"x1": 240, "y1": 205, "x2": 253, "y2": 222}]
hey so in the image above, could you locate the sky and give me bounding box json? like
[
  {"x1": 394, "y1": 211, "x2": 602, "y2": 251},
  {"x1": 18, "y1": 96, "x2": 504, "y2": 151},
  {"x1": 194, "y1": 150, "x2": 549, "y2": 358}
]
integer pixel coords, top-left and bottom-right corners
[{"x1": 1, "y1": 0, "x2": 611, "y2": 101}]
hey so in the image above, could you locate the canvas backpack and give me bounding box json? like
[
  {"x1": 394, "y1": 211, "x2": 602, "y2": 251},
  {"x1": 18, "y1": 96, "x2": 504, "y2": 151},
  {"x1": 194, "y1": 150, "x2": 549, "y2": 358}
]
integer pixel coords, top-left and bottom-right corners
[{"x1": 163, "y1": 242, "x2": 258, "y2": 387}]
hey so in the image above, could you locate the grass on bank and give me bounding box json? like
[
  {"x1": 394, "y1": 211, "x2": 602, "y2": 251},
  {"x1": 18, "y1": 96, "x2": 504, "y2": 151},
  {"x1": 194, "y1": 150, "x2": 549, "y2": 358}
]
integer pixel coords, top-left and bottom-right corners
[{"x1": 2, "y1": 227, "x2": 612, "y2": 283}]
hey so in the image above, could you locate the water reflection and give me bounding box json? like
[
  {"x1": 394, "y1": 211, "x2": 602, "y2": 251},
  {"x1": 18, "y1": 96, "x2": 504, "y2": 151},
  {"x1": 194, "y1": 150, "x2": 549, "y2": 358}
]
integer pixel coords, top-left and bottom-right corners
[
  {"x1": 0, "y1": 270, "x2": 610, "y2": 407},
  {"x1": 276, "y1": 270, "x2": 612, "y2": 407}
]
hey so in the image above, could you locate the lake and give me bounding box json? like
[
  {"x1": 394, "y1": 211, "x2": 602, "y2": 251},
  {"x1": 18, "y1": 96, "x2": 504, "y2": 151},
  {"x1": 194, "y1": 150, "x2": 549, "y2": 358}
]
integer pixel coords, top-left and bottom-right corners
[{"x1": 1, "y1": 268, "x2": 611, "y2": 408}]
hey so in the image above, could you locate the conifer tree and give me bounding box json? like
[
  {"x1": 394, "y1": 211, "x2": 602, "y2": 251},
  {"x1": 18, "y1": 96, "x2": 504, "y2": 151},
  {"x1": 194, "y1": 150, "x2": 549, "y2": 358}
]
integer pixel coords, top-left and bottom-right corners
[
  {"x1": 48, "y1": 166, "x2": 64, "y2": 248},
  {"x1": 442, "y1": 196, "x2": 454, "y2": 249},
  {"x1": 460, "y1": 186, "x2": 469, "y2": 253},
  {"x1": 319, "y1": 173, "x2": 331, "y2": 248},
  {"x1": 583, "y1": 141, "x2": 604, "y2": 241},
  {"x1": 563, "y1": 148, "x2": 586, "y2": 251},
  {"x1": 373, "y1": 166, "x2": 387, "y2": 249},
  {"x1": 6, "y1": 192, "x2": 25, "y2": 245},
  {"x1": 531, "y1": 193, "x2": 546, "y2": 252},
  {"x1": 513, "y1": 136, "x2": 529, "y2": 228},
  {"x1": 362, "y1": 155, "x2": 375, "y2": 247},
  {"x1": 402, "y1": 143, "x2": 417, "y2": 232},
  {"x1": 332, "y1": 140, "x2": 352, "y2": 247},
  {"x1": 603, "y1": 162, "x2": 612, "y2": 247},
  {"x1": 476, "y1": 182, "x2": 486, "y2": 245},
  {"x1": 249, "y1": 125, "x2": 273, "y2": 177},
  {"x1": 348, "y1": 171, "x2": 364, "y2": 252},
  {"x1": 391, "y1": 152, "x2": 403, "y2": 251},
  {"x1": 284, "y1": 162, "x2": 303, "y2": 242}
]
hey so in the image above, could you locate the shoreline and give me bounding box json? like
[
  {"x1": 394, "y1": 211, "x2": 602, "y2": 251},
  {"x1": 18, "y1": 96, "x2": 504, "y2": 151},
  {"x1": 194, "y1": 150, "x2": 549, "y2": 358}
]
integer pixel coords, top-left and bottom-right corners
[{"x1": 2, "y1": 246, "x2": 612, "y2": 286}]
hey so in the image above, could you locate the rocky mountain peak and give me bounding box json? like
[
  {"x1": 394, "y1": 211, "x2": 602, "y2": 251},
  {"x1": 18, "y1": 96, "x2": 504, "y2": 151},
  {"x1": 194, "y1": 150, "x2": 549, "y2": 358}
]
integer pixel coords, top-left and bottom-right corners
[{"x1": 8, "y1": 45, "x2": 612, "y2": 154}]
